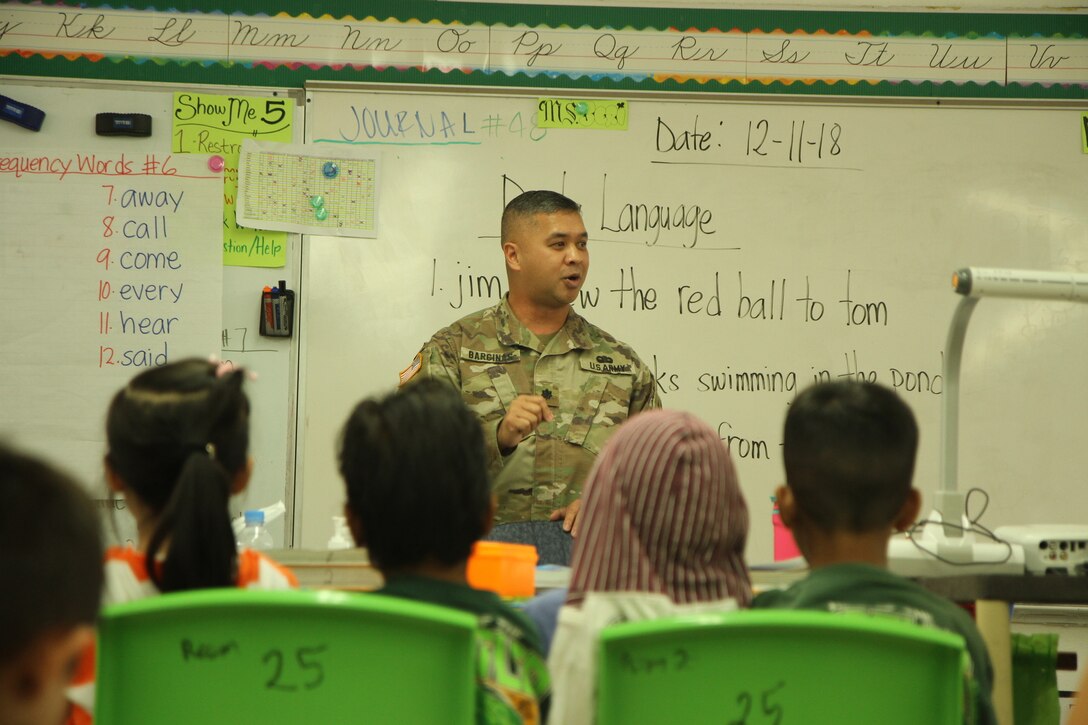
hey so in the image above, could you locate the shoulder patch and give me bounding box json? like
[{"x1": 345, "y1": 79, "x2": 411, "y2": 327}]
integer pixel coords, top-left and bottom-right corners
[
  {"x1": 460, "y1": 347, "x2": 520, "y2": 365},
  {"x1": 399, "y1": 352, "x2": 422, "y2": 386}
]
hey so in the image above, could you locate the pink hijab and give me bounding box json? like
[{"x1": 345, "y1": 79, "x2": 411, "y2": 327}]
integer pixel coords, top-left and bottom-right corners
[{"x1": 567, "y1": 409, "x2": 751, "y2": 607}]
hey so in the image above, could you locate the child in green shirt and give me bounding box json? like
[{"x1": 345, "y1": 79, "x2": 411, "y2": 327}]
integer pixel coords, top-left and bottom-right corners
[
  {"x1": 338, "y1": 378, "x2": 550, "y2": 724},
  {"x1": 752, "y1": 380, "x2": 996, "y2": 725}
]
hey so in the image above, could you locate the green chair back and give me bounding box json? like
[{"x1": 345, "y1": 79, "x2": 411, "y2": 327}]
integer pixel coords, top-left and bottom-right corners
[
  {"x1": 597, "y1": 609, "x2": 969, "y2": 725},
  {"x1": 95, "y1": 589, "x2": 476, "y2": 725}
]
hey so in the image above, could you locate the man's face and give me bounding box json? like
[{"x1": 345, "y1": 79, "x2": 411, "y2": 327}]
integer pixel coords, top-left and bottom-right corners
[{"x1": 507, "y1": 210, "x2": 589, "y2": 309}]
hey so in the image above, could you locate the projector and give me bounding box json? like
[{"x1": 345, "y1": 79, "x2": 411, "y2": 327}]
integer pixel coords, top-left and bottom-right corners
[
  {"x1": 994, "y1": 525, "x2": 1088, "y2": 575},
  {"x1": 886, "y1": 510, "x2": 1025, "y2": 578}
]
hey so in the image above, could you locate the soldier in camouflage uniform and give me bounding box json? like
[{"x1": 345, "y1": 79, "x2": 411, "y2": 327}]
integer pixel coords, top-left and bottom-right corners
[{"x1": 401, "y1": 190, "x2": 659, "y2": 564}]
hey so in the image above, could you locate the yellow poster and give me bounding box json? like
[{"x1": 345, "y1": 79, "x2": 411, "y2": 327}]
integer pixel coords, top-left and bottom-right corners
[
  {"x1": 172, "y1": 93, "x2": 293, "y2": 267},
  {"x1": 537, "y1": 98, "x2": 628, "y2": 131}
]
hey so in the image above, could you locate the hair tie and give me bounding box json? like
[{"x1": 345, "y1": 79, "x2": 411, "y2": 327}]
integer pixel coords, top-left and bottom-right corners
[
  {"x1": 205, "y1": 442, "x2": 217, "y2": 459},
  {"x1": 208, "y1": 354, "x2": 257, "y2": 381}
]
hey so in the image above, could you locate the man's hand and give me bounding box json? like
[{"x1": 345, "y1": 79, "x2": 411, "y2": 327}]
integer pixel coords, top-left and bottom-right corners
[
  {"x1": 497, "y1": 394, "x2": 554, "y2": 452},
  {"x1": 550, "y1": 498, "x2": 583, "y2": 537}
]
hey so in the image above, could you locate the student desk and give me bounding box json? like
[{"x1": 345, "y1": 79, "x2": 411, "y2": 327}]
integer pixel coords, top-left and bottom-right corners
[
  {"x1": 270, "y1": 549, "x2": 383, "y2": 591},
  {"x1": 270, "y1": 550, "x2": 809, "y2": 594},
  {"x1": 917, "y1": 575, "x2": 1088, "y2": 725}
]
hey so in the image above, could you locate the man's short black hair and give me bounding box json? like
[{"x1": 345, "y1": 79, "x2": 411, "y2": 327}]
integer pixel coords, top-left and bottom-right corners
[
  {"x1": 338, "y1": 379, "x2": 491, "y2": 571},
  {"x1": 783, "y1": 381, "x2": 919, "y2": 533},
  {"x1": 501, "y1": 190, "x2": 581, "y2": 245},
  {"x1": 0, "y1": 444, "x2": 103, "y2": 663}
]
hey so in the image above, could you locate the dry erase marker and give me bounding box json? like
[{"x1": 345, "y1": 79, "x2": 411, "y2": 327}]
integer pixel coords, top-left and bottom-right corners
[
  {"x1": 262, "y1": 286, "x2": 274, "y2": 331},
  {"x1": 278, "y1": 280, "x2": 289, "y2": 334},
  {"x1": 271, "y1": 287, "x2": 282, "y2": 331}
]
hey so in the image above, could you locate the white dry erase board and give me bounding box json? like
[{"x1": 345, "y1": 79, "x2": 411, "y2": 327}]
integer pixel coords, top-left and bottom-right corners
[
  {"x1": 0, "y1": 77, "x2": 303, "y2": 547},
  {"x1": 296, "y1": 82, "x2": 1087, "y2": 560}
]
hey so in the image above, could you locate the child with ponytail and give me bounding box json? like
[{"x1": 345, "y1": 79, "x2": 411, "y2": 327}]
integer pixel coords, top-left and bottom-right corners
[{"x1": 67, "y1": 359, "x2": 296, "y2": 723}]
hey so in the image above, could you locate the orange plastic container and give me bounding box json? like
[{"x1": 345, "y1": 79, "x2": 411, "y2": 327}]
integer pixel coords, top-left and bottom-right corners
[{"x1": 466, "y1": 541, "x2": 538, "y2": 598}]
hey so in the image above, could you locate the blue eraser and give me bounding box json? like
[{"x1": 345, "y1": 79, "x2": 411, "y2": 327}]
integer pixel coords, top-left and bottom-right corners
[{"x1": 0, "y1": 95, "x2": 45, "y2": 132}]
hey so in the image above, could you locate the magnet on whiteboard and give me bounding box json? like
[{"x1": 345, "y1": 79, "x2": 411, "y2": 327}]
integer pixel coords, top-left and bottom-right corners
[
  {"x1": 575, "y1": 102, "x2": 589, "y2": 116},
  {"x1": 208, "y1": 155, "x2": 225, "y2": 172}
]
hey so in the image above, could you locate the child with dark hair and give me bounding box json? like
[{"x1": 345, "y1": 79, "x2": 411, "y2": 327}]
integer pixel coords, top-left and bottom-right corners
[
  {"x1": 0, "y1": 444, "x2": 103, "y2": 725},
  {"x1": 339, "y1": 378, "x2": 550, "y2": 724},
  {"x1": 68, "y1": 359, "x2": 296, "y2": 722},
  {"x1": 752, "y1": 380, "x2": 996, "y2": 725}
]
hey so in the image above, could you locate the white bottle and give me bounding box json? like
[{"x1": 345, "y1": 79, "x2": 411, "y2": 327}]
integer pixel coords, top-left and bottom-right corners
[
  {"x1": 236, "y1": 509, "x2": 274, "y2": 551},
  {"x1": 327, "y1": 515, "x2": 354, "y2": 550}
]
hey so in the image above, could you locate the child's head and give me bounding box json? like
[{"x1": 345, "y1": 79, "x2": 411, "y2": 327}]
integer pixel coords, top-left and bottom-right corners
[
  {"x1": 781, "y1": 380, "x2": 919, "y2": 543},
  {"x1": 338, "y1": 378, "x2": 491, "y2": 575},
  {"x1": 567, "y1": 409, "x2": 752, "y2": 607},
  {"x1": 0, "y1": 444, "x2": 102, "y2": 725},
  {"x1": 105, "y1": 358, "x2": 251, "y2": 592}
]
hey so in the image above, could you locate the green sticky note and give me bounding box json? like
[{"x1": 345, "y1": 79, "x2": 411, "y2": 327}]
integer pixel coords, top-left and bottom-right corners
[
  {"x1": 172, "y1": 93, "x2": 294, "y2": 267},
  {"x1": 1082, "y1": 113, "x2": 1088, "y2": 154},
  {"x1": 537, "y1": 98, "x2": 628, "y2": 130}
]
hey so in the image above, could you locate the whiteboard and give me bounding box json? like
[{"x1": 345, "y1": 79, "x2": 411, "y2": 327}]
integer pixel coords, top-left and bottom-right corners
[
  {"x1": 0, "y1": 77, "x2": 304, "y2": 547},
  {"x1": 297, "y1": 83, "x2": 1087, "y2": 561}
]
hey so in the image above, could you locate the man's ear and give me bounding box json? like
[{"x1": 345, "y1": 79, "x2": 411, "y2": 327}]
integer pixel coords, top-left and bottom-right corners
[
  {"x1": 344, "y1": 504, "x2": 366, "y2": 548},
  {"x1": 480, "y1": 495, "x2": 497, "y2": 538},
  {"x1": 893, "y1": 489, "x2": 922, "y2": 533},
  {"x1": 776, "y1": 484, "x2": 797, "y2": 530},
  {"x1": 230, "y1": 457, "x2": 254, "y2": 496},
  {"x1": 502, "y1": 240, "x2": 521, "y2": 272},
  {"x1": 104, "y1": 456, "x2": 125, "y2": 494}
]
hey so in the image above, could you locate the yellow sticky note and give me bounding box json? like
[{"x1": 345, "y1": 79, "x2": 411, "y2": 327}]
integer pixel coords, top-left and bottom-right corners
[
  {"x1": 172, "y1": 93, "x2": 294, "y2": 267},
  {"x1": 1082, "y1": 112, "x2": 1088, "y2": 154},
  {"x1": 537, "y1": 98, "x2": 628, "y2": 130}
]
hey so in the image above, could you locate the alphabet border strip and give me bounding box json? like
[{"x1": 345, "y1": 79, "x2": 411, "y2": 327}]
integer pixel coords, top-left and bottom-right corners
[{"x1": 1, "y1": 5, "x2": 1086, "y2": 90}]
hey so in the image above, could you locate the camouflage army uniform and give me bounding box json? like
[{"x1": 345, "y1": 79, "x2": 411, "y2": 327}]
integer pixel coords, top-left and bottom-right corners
[{"x1": 410, "y1": 297, "x2": 659, "y2": 525}]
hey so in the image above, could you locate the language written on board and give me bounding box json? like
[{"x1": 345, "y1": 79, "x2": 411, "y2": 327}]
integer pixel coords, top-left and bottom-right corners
[
  {"x1": 95, "y1": 176, "x2": 193, "y2": 369},
  {"x1": 427, "y1": 255, "x2": 944, "y2": 466},
  {"x1": 655, "y1": 114, "x2": 846, "y2": 167}
]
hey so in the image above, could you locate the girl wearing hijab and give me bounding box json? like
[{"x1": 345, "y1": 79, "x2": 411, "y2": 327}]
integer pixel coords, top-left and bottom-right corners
[{"x1": 543, "y1": 408, "x2": 751, "y2": 724}]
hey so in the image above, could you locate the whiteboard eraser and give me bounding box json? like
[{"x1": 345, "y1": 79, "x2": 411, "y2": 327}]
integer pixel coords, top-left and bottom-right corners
[
  {"x1": 0, "y1": 95, "x2": 45, "y2": 132},
  {"x1": 96, "y1": 113, "x2": 153, "y2": 137}
]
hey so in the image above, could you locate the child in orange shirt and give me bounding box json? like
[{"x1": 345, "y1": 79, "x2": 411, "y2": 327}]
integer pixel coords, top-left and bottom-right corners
[{"x1": 68, "y1": 359, "x2": 296, "y2": 723}]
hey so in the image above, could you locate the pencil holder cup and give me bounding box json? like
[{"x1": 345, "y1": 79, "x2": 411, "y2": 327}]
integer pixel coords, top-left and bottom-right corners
[{"x1": 259, "y1": 282, "x2": 295, "y2": 337}]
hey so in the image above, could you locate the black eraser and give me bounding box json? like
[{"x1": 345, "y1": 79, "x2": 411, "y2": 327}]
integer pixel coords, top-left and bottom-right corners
[
  {"x1": 0, "y1": 95, "x2": 45, "y2": 132},
  {"x1": 96, "y1": 113, "x2": 152, "y2": 137}
]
